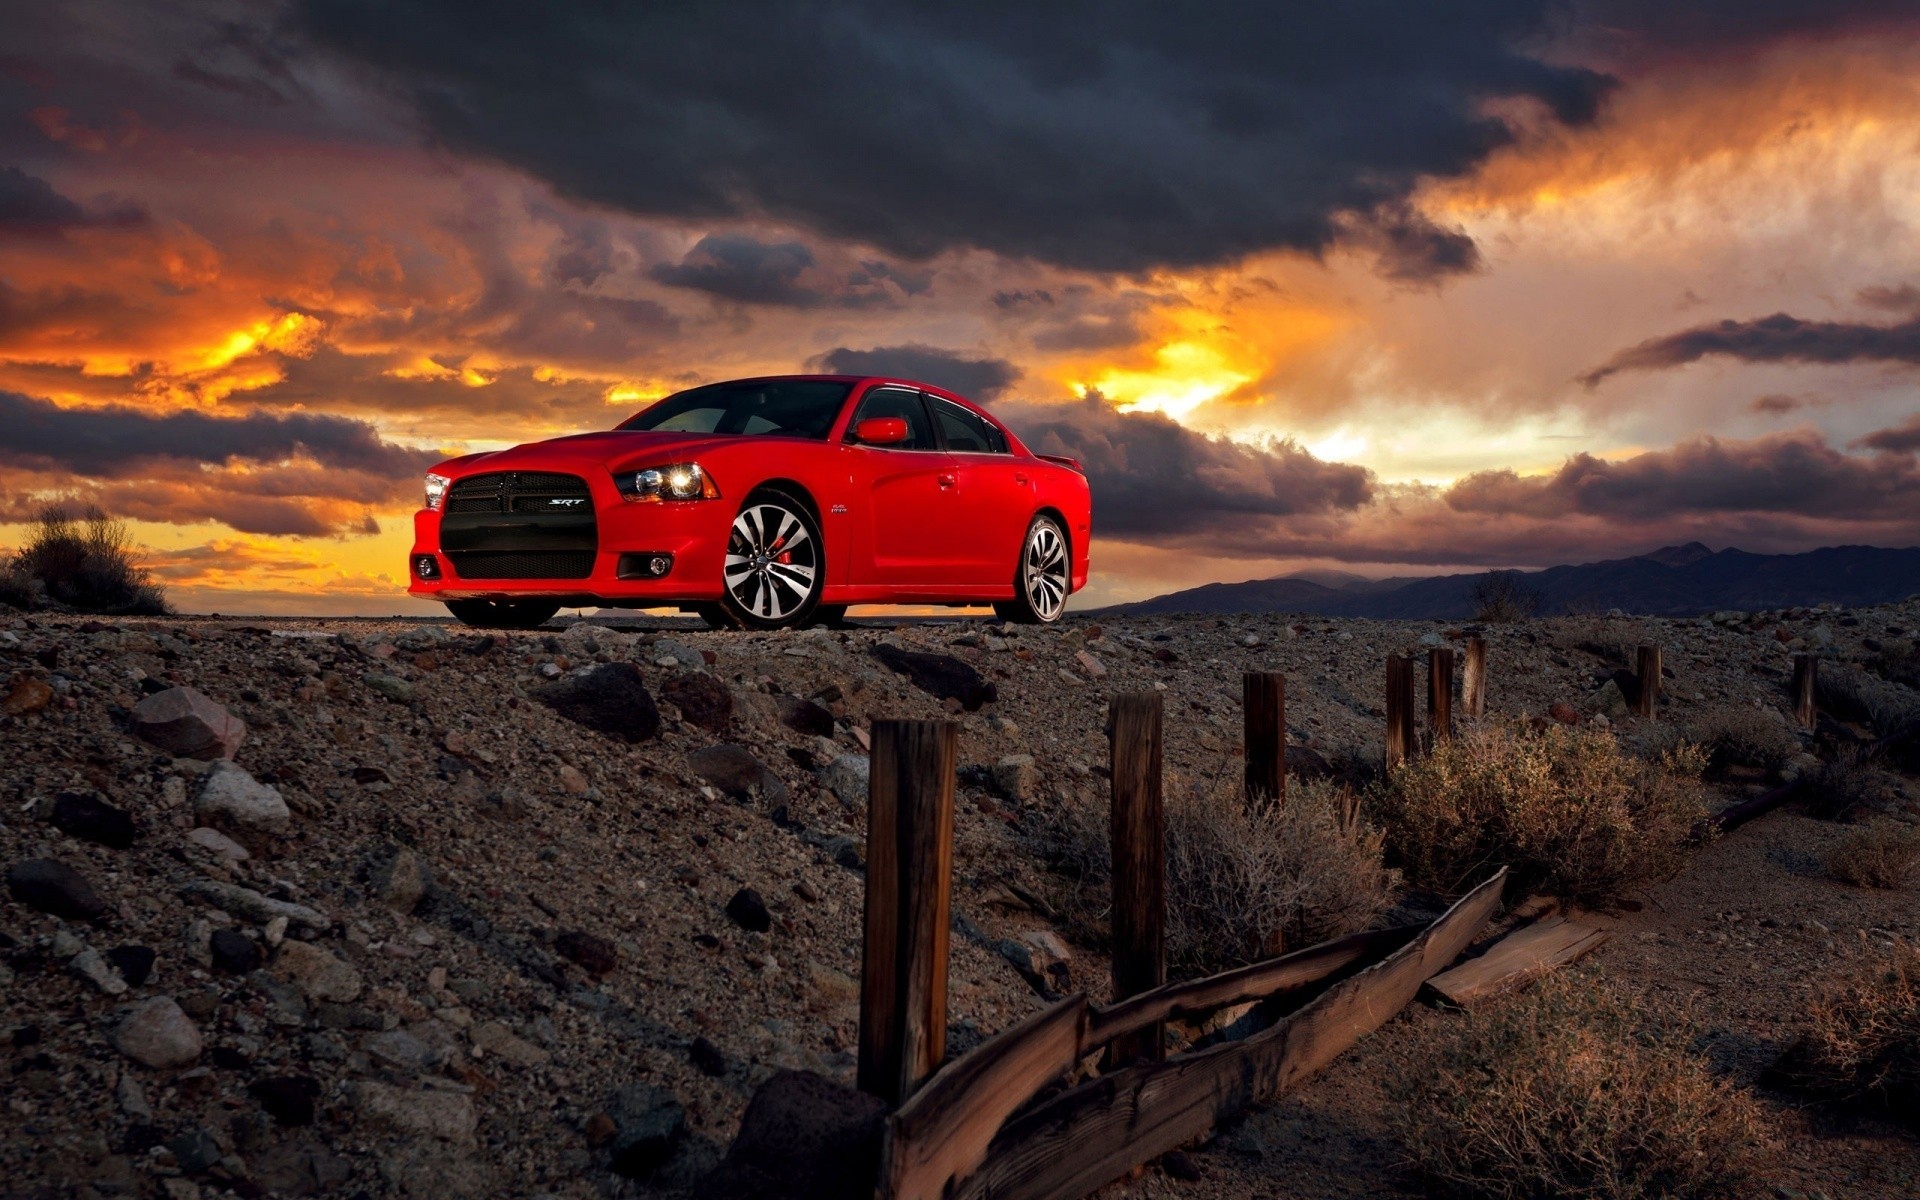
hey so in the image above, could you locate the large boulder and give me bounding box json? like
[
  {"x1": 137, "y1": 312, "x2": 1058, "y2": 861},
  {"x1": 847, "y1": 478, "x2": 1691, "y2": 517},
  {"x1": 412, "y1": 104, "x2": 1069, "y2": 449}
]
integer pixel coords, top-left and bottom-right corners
[
  {"x1": 533, "y1": 663, "x2": 661, "y2": 742},
  {"x1": 129, "y1": 687, "x2": 246, "y2": 759},
  {"x1": 112, "y1": 996, "x2": 202, "y2": 1069},
  {"x1": 870, "y1": 645, "x2": 997, "y2": 711},
  {"x1": 6, "y1": 857, "x2": 107, "y2": 919},
  {"x1": 50, "y1": 791, "x2": 138, "y2": 848},
  {"x1": 271, "y1": 940, "x2": 363, "y2": 1003},
  {"x1": 698, "y1": 1070, "x2": 888, "y2": 1200},
  {"x1": 688, "y1": 745, "x2": 789, "y2": 805},
  {"x1": 195, "y1": 761, "x2": 291, "y2": 833},
  {"x1": 776, "y1": 695, "x2": 835, "y2": 738}
]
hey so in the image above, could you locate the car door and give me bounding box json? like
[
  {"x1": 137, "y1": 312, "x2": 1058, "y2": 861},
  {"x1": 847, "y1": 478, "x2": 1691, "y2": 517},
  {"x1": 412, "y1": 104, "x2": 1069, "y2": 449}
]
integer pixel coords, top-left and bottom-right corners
[
  {"x1": 928, "y1": 394, "x2": 1032, "y2": 587},
  {"x1": 842, "y1": 386, "x2": 965, "y2": 588}
]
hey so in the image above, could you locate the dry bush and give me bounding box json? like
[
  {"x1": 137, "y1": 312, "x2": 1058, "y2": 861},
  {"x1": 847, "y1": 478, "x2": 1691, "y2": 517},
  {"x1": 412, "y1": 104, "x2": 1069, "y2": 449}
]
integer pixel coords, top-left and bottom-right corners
[
  {"x1": 1867, "y1": 638, "x2": 1920, "y2": 690},
  {"x1": 1027, "y1": 774, "x2": 1398, "y2": 974},
  {"x1": 1815, "y1": 664, "x2": 1917, "y2": 739},
  {"x1": 1827, "y1": 821, "x2": 1920, "y2": 889},
  {"x1": 1469, "y1": 570, "x2": 1543, "y2": 623},
  {"x1": 1804, "y1": 754, "x2": 1888, "y2": 822},
  {"x1": 5, "y1": 505, "x2": 168, "y2": 614},
  {"x1": 1372, "y1": 719, "x2": 1706, "y2": 905},
  {"x1": 1767, "y1": 941, "x2": 1920, "y2": 1132},
  {"x1": 1683, "y1": 705, "x2": 1801, "y2": 775},
  {"x1": 1391, "y1": 975, "x2": 1769, "y2": 1200}
]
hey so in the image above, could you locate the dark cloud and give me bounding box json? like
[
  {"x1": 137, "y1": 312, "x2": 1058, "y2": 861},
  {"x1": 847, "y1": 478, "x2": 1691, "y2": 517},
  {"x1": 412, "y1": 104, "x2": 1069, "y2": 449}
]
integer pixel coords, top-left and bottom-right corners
[
  {"x1": 1580, "y1": 312, "x2": 1920, "y2": 385},
  {"x1": 298, "y1": 1, "x2": 1611, "y2": 274},
  {"x1": 1347, "y1": 205, "x2": 1482, "y2": 284},
  {"x1": 1857, "y1": 283, "x2": 1920, "y2": 314},
  {"x1": 1443, "y1": 433, "x2": 1920, "y2": 521},
  {"x1": 996, "y1": 395, "x2": 1374, "y2": 540},
  {"x1": 1857, "y1": 415, "x2": 1920, "y2": 455},
  {"x1": 648, "y1": 233, "x2": 925, "y2": 308},
  {"x1": 1750, "y1": 393, "x2": 1806, "y2": 415},
  {"x1": 0, "y1": 388, "x2": 437, "y2": 478},
  {"x1": 811, "y1": 344, "x2": 1021, "y2": 402},
  {"x1": 0, "y1": 166, "x2": 143, "y2": 236}
]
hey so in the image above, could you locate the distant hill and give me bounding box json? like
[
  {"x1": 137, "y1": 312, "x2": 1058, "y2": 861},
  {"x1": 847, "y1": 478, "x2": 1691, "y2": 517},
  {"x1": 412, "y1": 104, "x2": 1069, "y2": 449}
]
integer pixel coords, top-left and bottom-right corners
[{"x1": 1105, "y1": 543, "x2": 1920, "y2": 619}]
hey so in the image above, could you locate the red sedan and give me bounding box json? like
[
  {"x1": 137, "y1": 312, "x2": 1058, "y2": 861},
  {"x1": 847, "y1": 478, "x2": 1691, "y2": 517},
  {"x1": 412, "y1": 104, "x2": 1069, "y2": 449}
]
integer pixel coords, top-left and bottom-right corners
[{"x1": 408, "y1": 375, "x2": 1091, "y2": 629}]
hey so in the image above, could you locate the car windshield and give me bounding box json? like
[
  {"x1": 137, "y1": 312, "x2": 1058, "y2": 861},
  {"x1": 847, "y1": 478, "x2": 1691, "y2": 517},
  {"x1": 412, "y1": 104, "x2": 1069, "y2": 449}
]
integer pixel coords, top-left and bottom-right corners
[{"x1": 617, "y1": 380, "x2": 852, "y2": 439}]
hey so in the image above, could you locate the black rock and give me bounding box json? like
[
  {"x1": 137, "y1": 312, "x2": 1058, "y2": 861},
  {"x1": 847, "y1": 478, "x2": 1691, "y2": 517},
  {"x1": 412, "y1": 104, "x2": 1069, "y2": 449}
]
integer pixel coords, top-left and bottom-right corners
[
  {"x1": 120, "y1": 1122, "x2": 166, "y2": 1155},
  {"x1": 249, "y1": 1074, "x2": 320, "y2": 1126},
  {"x1": 688, "y1": 744, "x2": 789, "y2": 805},
  {"x1": 661, "y1": 671, "x2": 733, "y2": 733},
  {"x1": 725, "y1": 888, "x2": 772, "y2": 933},
  {"x1": 869, "y1": 644, "x2": 998, "y2": 710},
  {"x1": 1284, "y1": 744, "x2": 1335, "y2": 782},
  {"x1": 211, "y1": 1045, "x2": 252, "y2": 1070},
  {"x1": 605, "y1": 1083, "x2": 686, "y2": 1178},
  {"x1": 554, "y1": 930, "x2": 618, "y2": 976},
  {"x1": 775, "y1": 695, "x2": 835, "y2": 738},
  {"x1": 105, "y1": 945, "x2": 156, "y2": 986},
  {"x1": 1161, "y1": 1150, "x2": 1204, "y2": 1181},
  {"x1": 50, "y1": 792, "x2": 137, "y2": 849},
  {"x1": 689, "y1": 1035, "x2": 728, "y2": 1077},
  {"x1": 5, "y1": 858, "x2": 107, "y2": 920},
  {"x1": 169, "y1": 1128, "x2": 223, "y2": 1174},
  {"x1": 532, "y1": 663, "x2": 661, "y2": 742},
  {"x1": 696, "y1": 1069, "x2": 889, "y2": 1200},
  {"x1": 209, "y1": 928, "x2": 263, "y2": 975}
]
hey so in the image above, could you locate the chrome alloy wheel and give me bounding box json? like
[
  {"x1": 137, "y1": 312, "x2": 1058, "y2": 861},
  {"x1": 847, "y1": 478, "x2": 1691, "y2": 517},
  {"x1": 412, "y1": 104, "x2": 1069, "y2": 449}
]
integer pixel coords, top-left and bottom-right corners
[
  {"x1": 1022, "y1": 521, "x2": 1068, "y2": 622},
  {"x1": 725, "y1": 501, "x2": 819, "y2": 621}
]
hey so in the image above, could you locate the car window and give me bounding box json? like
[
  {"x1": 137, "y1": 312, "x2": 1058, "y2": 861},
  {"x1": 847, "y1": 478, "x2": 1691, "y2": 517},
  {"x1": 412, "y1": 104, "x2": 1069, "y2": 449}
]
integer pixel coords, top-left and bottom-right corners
[
  {"x1": 931, "y1": 397, "x2": 1008, "y2": 454},
  {"x1": 847, "y1": 387, "x2": 937, "y2": 450},
  {"x1": 618, "y1": 380, "x2": 851, "y2": 439}
]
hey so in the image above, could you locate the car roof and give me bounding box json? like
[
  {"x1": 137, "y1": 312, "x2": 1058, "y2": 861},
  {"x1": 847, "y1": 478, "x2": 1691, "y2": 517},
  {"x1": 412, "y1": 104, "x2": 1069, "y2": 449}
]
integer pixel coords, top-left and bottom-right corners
[{"x1": 693, "y1": 373, "x2": 979, "y2": 405}]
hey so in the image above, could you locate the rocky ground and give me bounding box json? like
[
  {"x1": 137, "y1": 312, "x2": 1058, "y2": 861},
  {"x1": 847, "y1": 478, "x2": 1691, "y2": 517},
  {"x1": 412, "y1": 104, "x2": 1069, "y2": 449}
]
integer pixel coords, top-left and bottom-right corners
[{"x1": 2, "y1": 599, "x2": 1918, "y2": 1199}]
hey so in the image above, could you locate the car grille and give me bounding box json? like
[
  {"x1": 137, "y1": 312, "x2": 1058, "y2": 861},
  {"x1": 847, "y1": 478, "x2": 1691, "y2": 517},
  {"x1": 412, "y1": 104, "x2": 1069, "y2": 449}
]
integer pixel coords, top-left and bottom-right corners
[
  {"x1": 446, "y1": 550, "x2": 595, "y2": 579},
  {"x1": 446, "y1": 472, "x2": 593, "y2": 514}
]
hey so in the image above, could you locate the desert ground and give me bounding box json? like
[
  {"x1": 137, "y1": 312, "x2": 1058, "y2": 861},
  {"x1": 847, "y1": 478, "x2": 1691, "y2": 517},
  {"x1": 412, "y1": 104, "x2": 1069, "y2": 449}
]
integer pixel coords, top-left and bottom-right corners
[{"x1": 3, "y1": 601, "x2": 1918, "y2": 1199}]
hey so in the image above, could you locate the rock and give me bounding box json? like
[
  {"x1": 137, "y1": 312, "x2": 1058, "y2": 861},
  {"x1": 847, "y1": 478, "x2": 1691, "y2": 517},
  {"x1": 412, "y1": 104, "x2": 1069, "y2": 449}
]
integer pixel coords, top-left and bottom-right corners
[
  {"x1": 697, "y1": 1069, "x2": 888, "y2": 1200},
  {"x1": 272, "y1": 940, "x2": 363, "y2": 1003},
  {"x1": 249, "y1": 1075, "x2": 320, "y2": 1125},
  {"x1": 1594, "y1": 677, "x2": 1631, "y2": 717},
  {"x1": 689, "y1": 744, "x2": 789, "y2": 804},
  {"x1": 194, "y1": 761, "x2": 291, "y2": 833},
  {"x1": 50, "y1": 791, "x2": 138, "y2": 848},
  {"x1": 169, "y1": 1127, "x2": 223, "y2": 1173},
  {"x1": 1241, "y1": 633, "x2": 1263, "y2": 648},
  {"x1": 363, "y1": 672, "x2": 416, "y2": 703},
  {"x1": 378, "y1": 1143, "x2": 493, "y2": 1198},
  {"x1": 254, "y1": 1142, "x2": 354, "y2": 1197},
  {"x1": 605, "y1": 1083, "x2": 686, "y2": 1178},
  {"x1": 1075, "y1": 650, "x2": 1106, "y2": 678},
  {"x1": 726, "y1": 888, "x2": 773, "y2": 933},
  {"x1": 1161, "y1": 1149, "x2": 1204, "y2": 1181},
  {"x1": 870, "y1": 644, "x2": 997, "y2": 710},
  {"x1": 112, "y1": 996, "x2": 202, "y2": 1068},
  {"x1": 210, "y1": 929, "x2": 263, "y2": 975},
  {"x1": 129, "y1": 687, "x2": 245, "y2": 759},
  {"x1": 369, "y1": 845, "x2": 431, "y2": 914},
  {"x1": 394, "y1": 625, "x2": 447, "y2": 652},
  {"x1": 555, "y1": 930, "x2": 618, "y2": 976},
  {"x1": 652, "y1": 637, "x2": 705, "y2": 669},
  {"x1": 1548, "y1": 702, "x2": 1580, "y2": 725},
  {"x1": 776, "y1": 694, "x2": 835, "y2": 738},
  {"x1": 69, "y1": 946, "x2": 128, "y2": 995},
  {"x1": 6, "y1": 857, "x2": 107, "y2": 919},
  {"x1": 1285, "y1": 744, "x2": 1335, "y2": 781},
  {"x1": 820, "y1": 754, "x2": 870, "y2": 806},
  {"x1": 180, "y1": 880, "x2": 328, "y2": 930},
  {"x1": 116, "y1": 1073, "x2": 153, "y2": 1120},
  {"x1": 352, "y1": 1081, "x2": 476, "y2": 1142},
  {"x1": 470, "y1": 1020, "x2": 550, "y2": 1067},
  {"x1": 185, "y1": 827, "x2": 249, "y2": 862},
  {"x1": 2, "y1": 674, "x2": 53, "y2": 716},
  {"x1": 662, "y1": 671, "x2": 733, "y2": 732},
  {"x1": 366, "y1": 1028, "x2": 444, "y2": 1073},
  {"x1": 558, "y1": 763, "x2": 589, "y2": 794},
  {"x1": 991, "y1": 754, "x2": 1039, "y2": 802},
  {"x1": 534, "y1": 662, "x2": 661, "y2": 742},
  {"x1": 106, "y1": 945, "x2": 156, "y2": 986},
  {"x1": 689, "y1": 1035, "x2": 728, "y2": 1077}
]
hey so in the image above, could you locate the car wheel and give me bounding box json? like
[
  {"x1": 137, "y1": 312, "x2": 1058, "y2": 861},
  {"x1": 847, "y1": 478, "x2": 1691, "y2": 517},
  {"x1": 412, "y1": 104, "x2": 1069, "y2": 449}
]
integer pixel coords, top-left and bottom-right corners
[
  {"x1": 994, "y1": 515, "x2": 1069, "y2": 625},
  {"x1": 444, "y1": 599, "x2": 562, "y2": 630},
  {"x1": 719, "y1": 488, "x2": 824, "y2": 630}
]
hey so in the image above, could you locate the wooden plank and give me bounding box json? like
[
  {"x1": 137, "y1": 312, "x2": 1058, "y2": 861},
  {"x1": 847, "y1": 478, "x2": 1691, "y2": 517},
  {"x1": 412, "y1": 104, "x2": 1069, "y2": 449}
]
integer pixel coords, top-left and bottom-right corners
[
  {"x1": 878, "y1": 995, "x2": 1089, "y2": 1200},
  {"x1": 1082, "y1": 926, "x2": 1414, "y2": 1057},
  {"x1": 1428, "y1": 647, "x2": 1455, "y2": 747},
  {"x1": 1792, "y1": 654, "x2": 1818, "y2": 730},
  {"x1": 1461, "y1": 636, "x2": 1487, "y2": 718},
  {"x1": 1385, "y1": 654, "x2": 1416, "y2": 770},
  {"x1": 1422, "y1": 916, "x2": 1611, "y2": 1008},
  {"x1": 1243, "y1": 672, "x2": 1286, "y2": 807},
  {"x1": 949, "y1": 869, "x2": 1507, "y2": 1200},
  {"x1": 859, "y1": 720, "x2": 958, "y2": 1104},
  {"x1": 1635, "y1": 644, "x2": 1662, "y2": 719},
  {"x1": 1108, "y1": 693, "x2": 1166, "y2": 1065}
]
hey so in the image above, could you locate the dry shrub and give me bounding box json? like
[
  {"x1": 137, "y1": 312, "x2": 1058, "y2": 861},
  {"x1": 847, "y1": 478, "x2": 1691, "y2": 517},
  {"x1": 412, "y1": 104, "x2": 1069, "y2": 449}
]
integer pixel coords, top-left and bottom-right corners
[
  {"x1": 1683, "y1": 705, "x2": 1801, "y2": 775},
  {"x1": 1867, "y1": 638, "x2": 1920, "y2": 690},
  {"x1": 1804, "y1": 754, "x2": 1888, "y2": 821},
  {"x1": 1827, "y1": 821, "x2": 1920, "y2": 889},
  {"x1": 1768, "y1": 941, "x2": 1920, "y2": 1132},
  {"x1": 1373, "y1": 719, "x2": 1706, "y2": 904},
  {"x1": 5, "y1": 505, "x2": 168, "y2": 614},
  {"x1": 1815, "y1": 664, "x2": 1917, "y2": 739},
  {"x1": 1027, "y1": 774, "x2": 1397, "y2": 974},
  {"x1": 1391, "y1": 975, "x2": 1769, "y2": 1200},
  {"x1": 1469, "y1": 570, "x2": 1543, "y2": 623}
]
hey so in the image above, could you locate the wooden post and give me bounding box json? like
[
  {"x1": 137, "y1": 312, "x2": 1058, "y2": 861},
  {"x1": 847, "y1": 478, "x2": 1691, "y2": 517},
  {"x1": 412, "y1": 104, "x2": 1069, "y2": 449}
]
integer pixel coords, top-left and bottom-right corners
[
  {"x1": 1108, "y1": 692, "x2": 1165, "y2": 1065},
  {"x1": 1385, "y1": 655, "x2": 1416, "y2": 771},
  {"x1": 1243, "y1": 672, "x2": 1286, "y2": 807},
  {"x1": 1461, "y1": 636, "x2": 1487, "y2": 718},
  {"x1": 859, "y1": 719, "x2": 958, "y2": 1104},
  {"x1": 1792, "y1": 654, "x2": 1818, "y2": 730},
  {"x1": 1427, "y1": 647, "x2": 1454, "y2": 747},
  {"x1": 1634, "y1": 645, "x2": 1662, "y2": 719}
]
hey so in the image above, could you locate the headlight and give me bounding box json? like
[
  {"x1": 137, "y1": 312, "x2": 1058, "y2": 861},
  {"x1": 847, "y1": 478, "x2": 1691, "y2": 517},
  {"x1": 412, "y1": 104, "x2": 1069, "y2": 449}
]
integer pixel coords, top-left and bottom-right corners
[
  {"x1": 424, "y1": 472, "x2": 451, "y2": 511},
  {"x1": 617, "y1": 461, "x2": 719, "y2": 503}
]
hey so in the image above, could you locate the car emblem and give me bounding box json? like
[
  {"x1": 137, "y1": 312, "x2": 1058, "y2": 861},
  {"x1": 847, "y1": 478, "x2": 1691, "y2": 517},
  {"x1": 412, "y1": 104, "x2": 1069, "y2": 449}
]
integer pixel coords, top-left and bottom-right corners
[{"x1": 551, "y1": 498, "x2": 585, "y2": 506}]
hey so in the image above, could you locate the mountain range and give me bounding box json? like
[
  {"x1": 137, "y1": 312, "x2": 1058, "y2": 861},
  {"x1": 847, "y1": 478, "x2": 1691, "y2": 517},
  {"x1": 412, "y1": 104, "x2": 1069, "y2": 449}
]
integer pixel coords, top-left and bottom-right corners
[{"x1": 1103, "y1": 543, "x2": 1920, "y2": 619}]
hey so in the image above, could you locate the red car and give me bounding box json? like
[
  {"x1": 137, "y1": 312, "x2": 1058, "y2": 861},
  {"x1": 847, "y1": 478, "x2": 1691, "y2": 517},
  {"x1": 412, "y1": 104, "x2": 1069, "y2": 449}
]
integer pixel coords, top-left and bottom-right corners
[{"x1": 408, "y1": 375, "x2": 1091, "y2": 630}]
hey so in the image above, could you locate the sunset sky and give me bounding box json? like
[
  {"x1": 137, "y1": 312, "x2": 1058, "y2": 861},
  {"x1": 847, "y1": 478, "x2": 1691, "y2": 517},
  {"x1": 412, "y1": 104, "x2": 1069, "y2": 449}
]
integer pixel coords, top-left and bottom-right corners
[{"x1": 5, "y1": 1, "x2": 1920, "y2": 614}]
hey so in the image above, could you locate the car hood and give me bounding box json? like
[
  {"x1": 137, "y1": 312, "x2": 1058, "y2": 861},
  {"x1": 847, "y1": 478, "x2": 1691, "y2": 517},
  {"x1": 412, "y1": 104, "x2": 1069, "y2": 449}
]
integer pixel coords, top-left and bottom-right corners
[{"x1": 436, "y1": 430, "x2": 738, "y2": 475}]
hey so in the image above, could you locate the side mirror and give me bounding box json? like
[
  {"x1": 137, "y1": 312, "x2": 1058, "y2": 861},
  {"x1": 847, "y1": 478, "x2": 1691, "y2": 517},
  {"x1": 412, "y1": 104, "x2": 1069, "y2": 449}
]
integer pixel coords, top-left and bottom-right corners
[{"x1": 854, "y1": 417, "x2": 909, "y2": 445}]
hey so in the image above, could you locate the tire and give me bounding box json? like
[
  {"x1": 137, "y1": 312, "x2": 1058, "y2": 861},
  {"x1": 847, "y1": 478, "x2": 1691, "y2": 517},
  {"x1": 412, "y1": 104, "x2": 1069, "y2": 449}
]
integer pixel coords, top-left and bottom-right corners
[
  {"x1": 444, "y1": 598, "x2": 562, "y2": 630},
  {"x1": 718, "y1": 488, "x2": 824, "y2": 630},
  {"x1": 994, "y1": 515, "x2": 1070, "y2": 625}
]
